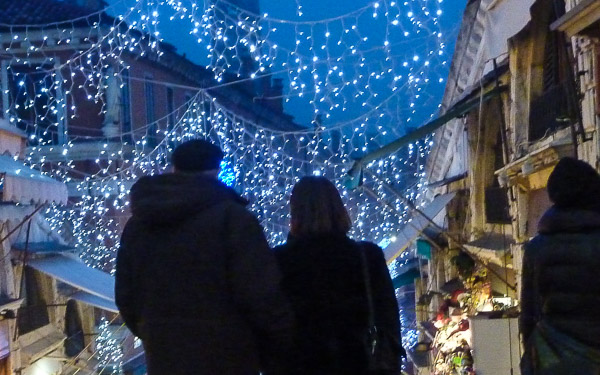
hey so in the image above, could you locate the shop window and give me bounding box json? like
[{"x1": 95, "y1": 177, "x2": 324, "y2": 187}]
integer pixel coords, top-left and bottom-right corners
[
  {"x1": 17, "y1": 267, "x2": 50, "y2": 335},
  {"x1": 64, "y1": 300, "x2": 84, "y2": 357}
]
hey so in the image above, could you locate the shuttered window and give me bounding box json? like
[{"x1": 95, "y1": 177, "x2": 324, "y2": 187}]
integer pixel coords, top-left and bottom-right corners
[{"x1": 529, "y1": 0, "x2": 571, "y2": 142}]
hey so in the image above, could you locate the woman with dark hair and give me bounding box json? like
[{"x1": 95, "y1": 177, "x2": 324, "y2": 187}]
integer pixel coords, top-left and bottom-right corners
[
  {"x1": 274, "y1": 176, "x2": 403, "y2": 375},
  {"x1": 520, "y1": 157, "x2": 600, "y2": 375}
]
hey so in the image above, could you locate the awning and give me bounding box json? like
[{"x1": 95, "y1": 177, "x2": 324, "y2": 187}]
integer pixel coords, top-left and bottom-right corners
[
  {"x1": 0, "y1": 297, "x2": 23, "y2": 312},
  {"x1": 465, "y1": 233, "x2": 515, "y2": 252},
  {"x1": 427, "y1": 173, "x2": 468, "y2": 188},
  {"x1": 0, "y1": 156, "x2": 67, "y2": 205},
  {"x1": 13, "y1": 242, "x2": 74, "y2": 254},
  {"x1": 345, "y1": 86, "x2": 507, "y2": 189},
  {"x1": 464, "y1": 233, "x2": 515, "y2": 268},
  {"x1": 392, "y1": 268, "x2": 421, "y2": 288},
  {"x1": 0, "y1": 205, "x2": 36, "y2": 222},
  {"x1": 27, "y1": 255, "x2": 115, "y2": 303},
  {"x1": 70, "y1": 291, "x2": 118, "y2": 313},
  {"x1": 383, "y1": 192, "x2": 456, "y2": 263},
  {"x1": 9, "y1": 212, "x2": 72, "y2": 252},
  {"x1": 20, "y1": 325, "x2": 66, "y2": 364}
]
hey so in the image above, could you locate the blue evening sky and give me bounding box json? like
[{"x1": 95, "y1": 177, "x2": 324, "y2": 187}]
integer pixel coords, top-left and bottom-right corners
[{"x1": 106, "y1": 0, "x2": 467, "y2": 129}]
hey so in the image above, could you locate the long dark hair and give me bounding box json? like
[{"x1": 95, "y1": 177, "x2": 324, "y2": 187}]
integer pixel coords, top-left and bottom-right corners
[{"x1": 290, "y1": 176, "x2": 352, "y2": 237}]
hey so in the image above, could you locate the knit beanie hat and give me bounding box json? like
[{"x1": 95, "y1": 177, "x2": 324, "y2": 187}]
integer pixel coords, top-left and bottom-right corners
[
  {"x1": 172, "y1": 139, "x2": 224, "y2": 172},
  {"x1": 547, "y1": 157, "x2": 600, "y2": 210}
]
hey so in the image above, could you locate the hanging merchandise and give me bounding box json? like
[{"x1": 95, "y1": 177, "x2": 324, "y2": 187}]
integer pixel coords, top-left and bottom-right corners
[{"x1": 423, "y1": 251, "x2": 517, "y2": 374}]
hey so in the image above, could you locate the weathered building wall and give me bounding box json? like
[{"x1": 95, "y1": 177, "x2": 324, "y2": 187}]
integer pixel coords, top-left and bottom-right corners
[{"x1": 416, "y1": 0, "x2": 600, "y2": 371}]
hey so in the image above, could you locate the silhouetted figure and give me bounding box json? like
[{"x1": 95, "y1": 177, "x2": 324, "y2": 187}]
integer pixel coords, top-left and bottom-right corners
[
  {"x1": 274, "y1": 176, "x2": 403, "y2": 375},
  {"x1": 520, "y1": 157, "x2": 600, "y2": 375},
  {"x1": 115, "y1": 139, "x2": 294, "y2": 375}
]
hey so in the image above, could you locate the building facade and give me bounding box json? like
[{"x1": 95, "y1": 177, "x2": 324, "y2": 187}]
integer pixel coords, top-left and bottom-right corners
[
  {"x1": 0, "y1": 117, "x2": 120, "y2": 375},
  {"x1": 397, "y1": 0, "x2": 600, "y2": 373}
]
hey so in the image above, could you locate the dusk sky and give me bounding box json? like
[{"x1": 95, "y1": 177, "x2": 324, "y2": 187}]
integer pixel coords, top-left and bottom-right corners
[{"x1": 106, "y1": 0, "x2": 468, "y2": 129}]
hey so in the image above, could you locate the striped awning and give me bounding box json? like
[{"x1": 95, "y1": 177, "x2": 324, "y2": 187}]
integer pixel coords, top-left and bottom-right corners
[{"x1": 0, "y1": 156, "x2": 67, "y2": 205}]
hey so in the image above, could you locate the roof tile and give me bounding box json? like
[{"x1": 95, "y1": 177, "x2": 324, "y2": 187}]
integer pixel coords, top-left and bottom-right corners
[{"x1": 0, "y1": 0, "x2": 98, "y2": 25}]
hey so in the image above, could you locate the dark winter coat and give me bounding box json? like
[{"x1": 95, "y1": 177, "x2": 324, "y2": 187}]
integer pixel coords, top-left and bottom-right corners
[
  {"x1": 115, "y1": 174, "x2": 294, "y2": 375},
  {"x1": 520, "y1": 207, "x2": 600, "y2": 375},
  {"x1": 274, "y1": 234, "x2": 402, "y2": 375}
]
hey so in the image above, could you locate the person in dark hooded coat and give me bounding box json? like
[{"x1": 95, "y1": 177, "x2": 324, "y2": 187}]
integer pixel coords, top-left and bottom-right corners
[
  {"x1": 274, "y1": 176, "x2": 403, "y2": 375},
  {"x1": 115, "y1": 139, "x2": 294, "y2": 375},
  {"x1": 520, "y1": 157, "x2": 600, "y2": 375}
]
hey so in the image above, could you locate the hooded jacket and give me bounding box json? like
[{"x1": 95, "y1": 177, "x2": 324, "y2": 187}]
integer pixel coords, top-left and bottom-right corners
[
  {"x1": 115, "y1": 174, "x2": 294, "y2": 375},
  {"x1": 520, "y1": 207, "x2": 600, "y2": 375}
]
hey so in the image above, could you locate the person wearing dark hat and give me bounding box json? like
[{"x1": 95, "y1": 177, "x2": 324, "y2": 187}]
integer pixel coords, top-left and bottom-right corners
[
  {"x1": 520, "y1": 157, "x2": 600, "y2": 375},
  {"x1": 115, "y1": 139, "x2": 294, "y2": 375}
]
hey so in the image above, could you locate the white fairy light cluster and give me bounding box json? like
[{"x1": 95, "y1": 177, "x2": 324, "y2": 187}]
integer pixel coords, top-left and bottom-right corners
[
  {"x1": 42, "y1": 92, "x2": 431, "y2": 273},
  {"x1": 96, "y1": 317, "x2": 124, "y2": 374},
  {"x1": 0, "y1": 0, "x2": 448, "y2": 281},
  {"x1": 167, "y1": 0, "x2": 450, "y2": 129}
]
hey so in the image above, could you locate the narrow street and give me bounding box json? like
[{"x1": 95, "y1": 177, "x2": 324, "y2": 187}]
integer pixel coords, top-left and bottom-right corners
[{"x1": 0, "y1": 0, "x2": 598, "y2": 374}]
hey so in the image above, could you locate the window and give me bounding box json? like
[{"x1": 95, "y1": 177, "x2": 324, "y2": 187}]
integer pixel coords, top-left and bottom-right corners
[
  {"x1": 485, "y1": 187, "x2": 511, "y2": 224},
  {"x1": 121, "y1": 69, "x2": 132, "y2": 143},
  {"x1": 166, "y1": 87, "x2": 175, "y2": 130},
  {"x1": 144, "y1": 77, "x2": 157, "y2": 147},
  {"x1": 183, "y1": 93, "x2": 194, "y2": 135},
  {"x1": 6, "y1": 63, "x2": 66, "y2": 145},
  {"x1": 17, "y1": 267, "x2": 50, "y2": 335},
  {"x1": 529, "y1": 0, "x2": 571, "y2": 142}
]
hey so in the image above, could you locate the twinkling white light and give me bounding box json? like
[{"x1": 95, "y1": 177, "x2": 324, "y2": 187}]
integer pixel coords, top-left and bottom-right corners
[
  {"x1": 0, "y1": 0, "x2": 452, "y2": 364},
  {"x1": 96, "y1": 317, "x2": 124, "y2": 374}
]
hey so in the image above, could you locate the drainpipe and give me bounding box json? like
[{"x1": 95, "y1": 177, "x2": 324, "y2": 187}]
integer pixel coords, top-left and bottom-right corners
[{"x1": 554, "y1": 0, "x2": 583, "y2": 158}]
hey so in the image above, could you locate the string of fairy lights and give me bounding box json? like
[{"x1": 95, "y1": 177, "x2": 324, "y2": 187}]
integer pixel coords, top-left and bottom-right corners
[
  {"x1": 0, "y1": 0, "x2": 456, "y2": 367},
  {"x1": 166, "y1": 0, "x2": 449, "y2": 127}
]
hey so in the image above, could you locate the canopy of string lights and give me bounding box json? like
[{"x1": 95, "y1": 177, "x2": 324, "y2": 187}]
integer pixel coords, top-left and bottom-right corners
[{"x1": 0, "y1": 0, "x2": 459, "y2": 363}]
